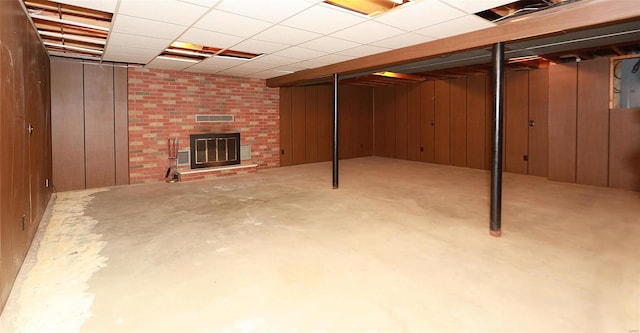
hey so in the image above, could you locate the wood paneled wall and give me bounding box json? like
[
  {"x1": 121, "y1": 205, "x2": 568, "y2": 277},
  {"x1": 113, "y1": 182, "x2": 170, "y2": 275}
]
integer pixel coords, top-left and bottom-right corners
[
  {"x1": 548, "y1": 58, "x2": 624, "y2": 189},
  {"x1": 466, "y1": 74, "x2": 488, "y2": 170},
  {"x1": 280, "y1": 84, "x2": 373, "y2": 166},
  {"x1": 1, "y1": 0, "x2": 52, "y2": 312},
  {"x1": 278, "y1": 57, "x2": 637, "y2": 192},
  {"x1": 51, "y1": 58, "x2": 129, "y2": 191},
  {"x1": 576, "y1": 58, "x2": 610, "y2": 187},
  {"x1": 373, "y1": 70, "x2": 549, "y2": 176},
  {"x1": 548, "y1": 62, "x2": 578, "y2": 183},
  {"x1": 609, "y1": 108, "x2": 640, "y2": 191}
]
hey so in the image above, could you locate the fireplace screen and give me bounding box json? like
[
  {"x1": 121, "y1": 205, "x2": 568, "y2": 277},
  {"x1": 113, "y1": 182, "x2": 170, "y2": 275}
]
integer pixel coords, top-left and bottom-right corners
[{"x1": 189, "y1": 132, "x2": 240, "y2": 169}]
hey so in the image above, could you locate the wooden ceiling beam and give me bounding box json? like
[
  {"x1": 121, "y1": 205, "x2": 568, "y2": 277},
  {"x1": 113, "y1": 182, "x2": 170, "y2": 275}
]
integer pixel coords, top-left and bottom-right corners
[{"x1": 267, "y1": 0, "x2": 640, "y2": 87}]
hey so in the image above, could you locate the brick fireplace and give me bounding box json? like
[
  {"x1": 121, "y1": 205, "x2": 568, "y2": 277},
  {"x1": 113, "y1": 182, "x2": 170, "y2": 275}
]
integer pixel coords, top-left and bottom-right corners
[{"x1": 127, "y1": 68, "x2": 280, "y2": 184}]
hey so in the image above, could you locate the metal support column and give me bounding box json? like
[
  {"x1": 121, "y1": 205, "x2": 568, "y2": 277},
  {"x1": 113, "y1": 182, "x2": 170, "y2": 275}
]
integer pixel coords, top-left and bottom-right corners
[
  {"x1": 490, "y1": 42, "x2": 505, "y2": 237},
  {"x1": 332, "y1": 73, "x2": 339, "y2": 189}
]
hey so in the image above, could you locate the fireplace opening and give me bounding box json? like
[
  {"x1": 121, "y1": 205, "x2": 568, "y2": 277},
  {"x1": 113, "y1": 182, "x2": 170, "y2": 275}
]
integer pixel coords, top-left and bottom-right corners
[{"x1": 189, "y1": 132, "x2": 240, "y2": 169}]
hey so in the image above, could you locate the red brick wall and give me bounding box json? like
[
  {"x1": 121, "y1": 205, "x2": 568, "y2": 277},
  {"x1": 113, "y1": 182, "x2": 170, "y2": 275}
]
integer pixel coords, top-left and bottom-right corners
[{"x1": 128, "y1": 68, "x2": 280, "y2": 184}]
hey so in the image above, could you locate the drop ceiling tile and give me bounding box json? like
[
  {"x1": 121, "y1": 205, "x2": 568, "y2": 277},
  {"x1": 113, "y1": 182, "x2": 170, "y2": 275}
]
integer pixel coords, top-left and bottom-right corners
[
  {"x1": 331, "y1": 21, "x2": 404, "y2": 44},
  {"x1": 217, "y1": 66, "x2": 259, "y2": 77},
  {"x1": 231, "y1": 39, "x2": 290, "y2": 54},
  {"x1": 292, "y1": 61, "x2": 321, "y2": 69},
  {"x1": 250, "y1": 54, "x2": 301, "y2": 66},
  {"x1": 178, "y1": 28, "x2": 244, "y2": 49},
  {"x1": 337, "y1": 45, "x2": 390, "y2": 57},
  {"x1": 112, "y1": 14, "x2": 187, "y2": 40},
  {"x1": 291, "y1": 59, "x2": 326, "y2": 69},
  {"x1": 102, "y1": 52, "x2": 156, "y2": 64},
  {"x1": 118, "y1": 0, "x2": 208, "y2": 25},
  {"x1": 273, "y1": 65, "x2": 305, "y2": 73},
  {"x1": 280, "y1": 4, "x2": 367, "y2": 35},
  {"x1": 307, "y1": 53, "x2": 355, "y2": 65},
  {"x1": 252, "y1": 25, "x2": 321, "y2": 45},
  {"x1": 290, "y1": 53, "x2": 354, "y2": 69},
  {"x1": 55, "y1": 0, "x2": 117, "y2": 13},
  {"x1": 178, "y1": 0, "x2": 222, "y2": 8},
  {"x1": 194, "y1": 9, "x2": 272, "y2": 37},
  {"x1": 216, "y1": 0, "x2": 314, "y2": 23},
  {"x1": 223, "y1": 61, "x2": 280, "y2": 74},
  {"x1": 104, "y1": 45, "x2": 161, "y2": 57},
  {"x1": 299, "y1": 36, "x2": 360, "y2": 53},
  {"x1": 107, "y1": 32, "x2": 172, "y2": 50},
  {"x1": 249, "y1": 70, "x2": 283, "y2": 79},
  {"x1": 273, "y1": 46, "x2": 326, "y2": 60},
  {"x1": 375, "y1": 0, "x2": 466, "y2": 32},
  {"x1": 185, "y1": 67, "x2": 220, "y2": 74},
  {"x1": 189, "y1": 56, "x2": 248, "y2": 71},
  {"x1": 415, "y1": 15, "x2": 495, "y2": 39},
  {"x1": 145, "y1": 57, "x2": 196, "y2": 71},
  {"x1": 370, "y1": 32, "x2": 435, "y2": 49},
  {"x1": 439, "y1": 0, "x2": 517, "y2": 14},
  {"x1": 250, "y1": 66, "x2": 305, "y2": 79}
]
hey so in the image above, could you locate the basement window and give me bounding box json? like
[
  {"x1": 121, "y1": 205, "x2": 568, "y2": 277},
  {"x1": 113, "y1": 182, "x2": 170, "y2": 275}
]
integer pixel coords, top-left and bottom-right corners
[
  {"x1": 158, "y1": 41, "x2": 262, "y2": 63},
  {"x1": 611, "y1": 55, "x2": 640, "y2": 109},
  {"x1": 323, "y1": 0, "x2": 413, "y2": 17}
]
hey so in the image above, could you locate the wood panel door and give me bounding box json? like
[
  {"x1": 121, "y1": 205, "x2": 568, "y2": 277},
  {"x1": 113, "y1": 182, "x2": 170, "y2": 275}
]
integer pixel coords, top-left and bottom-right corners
[
  {"x1": 395, "y1": 85, "x2": 409, "y2": 160},
  {"x1": 305, "y1": 86, "x2": 319, "y2": 163},
  {"x1": 466, "y1": 74, "x2": 487, "y2": 169},
  {"x1": 51, "y1": 58, "x2": 85, "y2": 191},
  {"x1": 84, "y1": 64, "x2": 115, "y2": 189},
  {"x1": 576, "y1": 58, "x2": 609, "y2": 187},
  {"x1": 279, "y1": 87, "x2": 292, "y2": 166},
  {"x1": 291, "y1": 87, "x2": 306, "y2": 165},
  {"x1": 420, "y1": 81, "x2": 436, "y2": 163},
  {"x1": 609, "y1": 108, "x2": 640, "y2": 191},
  {"x1": 338, "y1": 85, "x2": 352, "y2": 159},
  {"x1": 548, "y1": 63, "x2": 578, "y2": 183},
  {"x1": 485, "y1": 76, "x2": 493, "y2": 170},
  {"x1": 382, "y1": 86, "x2": 396, "y2": 158},
  {"x1": 505, "y1": 70, "x2": 529, "y2": 174},
  {"x1": 407, "y1": 83, "x2": 421, "y2": 161},
  {"x1": 114, "y1": 67, "x2": 129, "y2": 185},
  {"x1": 434, "y1": 80, "x2": 450, "y2": 165},
  {"x1": 353, "y1": 86, "x2": 373, "y2": 157},
  {"x1": 362, "y1": 87, "x2": 374, "y2": 156},
  {"x1": 317, "y1": 85, "x2": 332, "y2": 162},
  {"x1": 528, "y1": 68, "x2": 549, "y2": 177},
  {"x1": 0, "y1": 2, "x2": 31, "y2": 304},
  {"x1": 450, "y1": 77, "x2": 467, "y2": 167},
  {"x1": 26, "y1": 26, "x2": 52, "y2": 236},
  {"x1": 373, "y1": 87, "x2": 385, "y2": 156}
]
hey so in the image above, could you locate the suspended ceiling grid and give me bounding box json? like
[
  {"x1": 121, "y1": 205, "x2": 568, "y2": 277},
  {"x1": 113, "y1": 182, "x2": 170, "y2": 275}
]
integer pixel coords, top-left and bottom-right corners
[{"x1": 25, "y1": 0, "x2": 519, "y2": 78}]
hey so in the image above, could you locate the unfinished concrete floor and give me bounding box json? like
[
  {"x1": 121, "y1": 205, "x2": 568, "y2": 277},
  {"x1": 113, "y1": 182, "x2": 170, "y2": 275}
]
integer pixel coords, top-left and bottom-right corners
[{"x1": 1, "y1": 157, "x2": 639, "y2": 332}]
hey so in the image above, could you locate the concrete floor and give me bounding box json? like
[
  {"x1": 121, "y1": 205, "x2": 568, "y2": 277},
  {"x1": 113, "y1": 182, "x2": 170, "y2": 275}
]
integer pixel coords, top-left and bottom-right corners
[{"x1": 1, "y1": 157, "x2": 639, "y2": 332}]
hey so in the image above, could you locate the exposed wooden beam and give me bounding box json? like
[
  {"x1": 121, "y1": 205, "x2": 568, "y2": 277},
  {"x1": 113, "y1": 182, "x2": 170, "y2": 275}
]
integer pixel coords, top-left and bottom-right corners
[{"x1": 267, "y1": 0, "x2": 640, "y2": 87}]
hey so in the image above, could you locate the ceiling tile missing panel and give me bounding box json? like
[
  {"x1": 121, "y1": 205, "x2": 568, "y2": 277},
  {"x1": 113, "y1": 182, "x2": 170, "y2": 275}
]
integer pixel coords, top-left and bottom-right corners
[
  {"x1": 475, "y1": 0, "x2": 581, "y2": 22},
  {"x1": 24, "y1": 0, "x2": 112, "y2": 60},
  {"x1": 415, "y1": 15, "x2": 495, "y2": 39}
]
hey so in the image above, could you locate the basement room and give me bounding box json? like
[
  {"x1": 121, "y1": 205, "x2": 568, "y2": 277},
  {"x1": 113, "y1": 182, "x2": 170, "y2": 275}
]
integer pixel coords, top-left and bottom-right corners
[{"x1": 1, "y1": 0, "x2": 639, "y2": 332}]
